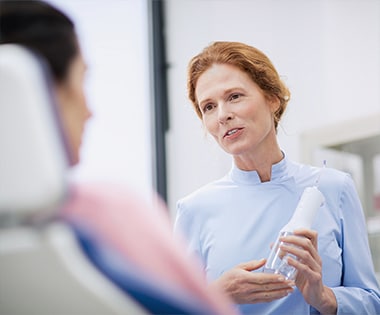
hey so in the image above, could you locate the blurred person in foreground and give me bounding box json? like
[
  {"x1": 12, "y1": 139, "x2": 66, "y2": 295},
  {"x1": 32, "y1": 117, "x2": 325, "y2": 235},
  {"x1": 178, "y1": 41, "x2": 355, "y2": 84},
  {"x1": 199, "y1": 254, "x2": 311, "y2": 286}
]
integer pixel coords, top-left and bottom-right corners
[
  {"x1": 174, "y1": 41, "x2": 380, "y2": 315},
  {"x1": 0, "y1": 1, "x2": 237, "y2": 314}
]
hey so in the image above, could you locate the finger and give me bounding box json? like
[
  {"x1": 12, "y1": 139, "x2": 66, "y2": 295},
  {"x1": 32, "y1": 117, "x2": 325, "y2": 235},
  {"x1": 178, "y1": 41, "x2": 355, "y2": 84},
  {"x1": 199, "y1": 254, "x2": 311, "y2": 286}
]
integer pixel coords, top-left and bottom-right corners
[
  {"x1": 239, "y1": 258, "x2": 266, "y2": 271},
  {"x1": 246, "y1": 272, "x2": 295, "y2": 286},
  {"x1": 280, "y1": 234, "x2": 319, "y2": 258},
  {"x1": 287, "y1": 256, "x2": 322, "y2": 283},
  {"x1": 287, "y1": 251, "x2": 322, "y2": 277},
  {"x1": 284, "y1": 235, "x2": 321, "y2": 263},
  {"x1": 293, "y1": 229, "x2": 318, "y2": 247},
  {"x1": 260, "y1": 281, "x2": 295, "y2": 291},
  {"x1": 293, "y1": 228, "x2": 317, "y2": 237},
  {"x1": 246, "y1": 281, "x2": 295, "y2": 294},
  {"x1": 250, "y1": 287, "x2": 294, "y2": 303},
  {"x1": 280, "y1": 243, "x2": 319, "y2": 269}
]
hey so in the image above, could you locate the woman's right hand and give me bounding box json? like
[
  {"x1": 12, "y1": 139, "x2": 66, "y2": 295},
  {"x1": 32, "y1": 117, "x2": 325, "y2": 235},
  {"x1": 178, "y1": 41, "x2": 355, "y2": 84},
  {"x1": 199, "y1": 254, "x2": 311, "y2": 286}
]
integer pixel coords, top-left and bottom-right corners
[{"x1": 213, "y1": 259, "x2": 294, "y2": 304}]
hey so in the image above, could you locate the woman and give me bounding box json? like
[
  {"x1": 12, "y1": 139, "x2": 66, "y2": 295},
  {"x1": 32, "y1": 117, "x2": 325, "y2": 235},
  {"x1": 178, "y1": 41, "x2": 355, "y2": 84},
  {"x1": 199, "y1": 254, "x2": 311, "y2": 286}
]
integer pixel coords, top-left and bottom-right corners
[
  {"x1": 174, "y1": 41, "x2": 380, "y2": 314},
  {"x1": 0, "y1": 2, "x2": 237, "y2": 314}
]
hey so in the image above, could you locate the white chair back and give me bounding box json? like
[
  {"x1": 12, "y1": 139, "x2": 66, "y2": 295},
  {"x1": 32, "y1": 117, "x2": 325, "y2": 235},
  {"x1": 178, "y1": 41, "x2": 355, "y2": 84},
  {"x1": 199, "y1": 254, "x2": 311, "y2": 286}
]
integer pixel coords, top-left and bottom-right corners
[{"x1": 0, "y1": 44, "x2": 149, "y2": 315}]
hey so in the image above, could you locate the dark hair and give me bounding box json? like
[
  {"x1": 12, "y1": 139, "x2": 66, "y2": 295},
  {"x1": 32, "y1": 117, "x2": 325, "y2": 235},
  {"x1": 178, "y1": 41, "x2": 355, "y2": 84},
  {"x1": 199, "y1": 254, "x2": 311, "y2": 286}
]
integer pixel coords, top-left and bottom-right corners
[
  {"x1": 188, "y1": 41, "x2": 291, "y2": 131},
  {"x1": 0, "y1": 0, "x2": 78, "y2": 82}
]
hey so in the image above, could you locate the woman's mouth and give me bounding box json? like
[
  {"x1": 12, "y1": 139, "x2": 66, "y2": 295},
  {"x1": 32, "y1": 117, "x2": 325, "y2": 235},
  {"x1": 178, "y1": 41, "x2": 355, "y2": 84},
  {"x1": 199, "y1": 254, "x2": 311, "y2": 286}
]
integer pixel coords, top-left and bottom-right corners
[{"x1": 224, "y1": 128, "x2": 243, "y2": 139}]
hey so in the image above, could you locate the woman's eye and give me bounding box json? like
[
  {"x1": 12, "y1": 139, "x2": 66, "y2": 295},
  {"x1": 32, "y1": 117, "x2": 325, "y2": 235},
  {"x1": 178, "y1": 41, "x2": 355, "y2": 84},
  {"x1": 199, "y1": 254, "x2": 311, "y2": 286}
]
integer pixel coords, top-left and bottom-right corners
[
  {"x1": 203, "y1": 103, "x2": 214, "y2": 112},
  {"x1": 229, "y1": 93, "x2": 241, "y2": 101}
]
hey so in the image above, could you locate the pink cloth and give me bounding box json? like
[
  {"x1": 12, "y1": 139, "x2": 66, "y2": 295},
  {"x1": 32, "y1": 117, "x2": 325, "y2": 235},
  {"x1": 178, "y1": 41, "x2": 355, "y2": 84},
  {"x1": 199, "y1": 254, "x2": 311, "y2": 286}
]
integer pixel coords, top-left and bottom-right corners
[{"x1": 60, "y1": 182, "x2": 237, "y2": 315}]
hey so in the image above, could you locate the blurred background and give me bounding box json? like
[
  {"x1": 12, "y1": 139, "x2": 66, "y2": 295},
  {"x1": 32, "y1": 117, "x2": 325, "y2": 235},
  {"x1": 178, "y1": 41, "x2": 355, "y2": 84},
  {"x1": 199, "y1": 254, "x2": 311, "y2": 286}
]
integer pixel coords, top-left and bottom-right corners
[
  {"x1": 46, "y1": 0, "x2": 155, "y2": 199},
  {"x1": 46, "y1": 0, "x2": 380, "y2": 280}
]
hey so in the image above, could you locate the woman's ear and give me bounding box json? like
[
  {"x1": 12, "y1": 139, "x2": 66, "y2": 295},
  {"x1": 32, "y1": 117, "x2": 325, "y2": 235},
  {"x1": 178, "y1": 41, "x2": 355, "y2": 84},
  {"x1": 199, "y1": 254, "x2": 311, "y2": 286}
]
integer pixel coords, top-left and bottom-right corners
[{"x1": 267, "y1": 95, "x2": 281, "y2": 113}]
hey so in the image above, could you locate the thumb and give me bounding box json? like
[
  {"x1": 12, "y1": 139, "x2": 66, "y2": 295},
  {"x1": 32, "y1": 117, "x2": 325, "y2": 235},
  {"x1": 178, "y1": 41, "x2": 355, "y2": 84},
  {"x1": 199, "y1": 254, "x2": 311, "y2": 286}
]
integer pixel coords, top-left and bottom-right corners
[{"x1": 239, "y1": 258, "x2": 266, "y2": 271}]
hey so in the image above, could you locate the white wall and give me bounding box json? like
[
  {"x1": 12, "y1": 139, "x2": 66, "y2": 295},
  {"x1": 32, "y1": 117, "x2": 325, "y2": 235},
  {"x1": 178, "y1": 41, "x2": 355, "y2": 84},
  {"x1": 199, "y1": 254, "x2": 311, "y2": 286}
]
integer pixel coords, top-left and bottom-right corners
[
  {"x1": 47, "y1": 0, "x2": 155, "y2": 198},
  {"x1": 164, "y1": 0, "x2": 380, "y2": 215}
]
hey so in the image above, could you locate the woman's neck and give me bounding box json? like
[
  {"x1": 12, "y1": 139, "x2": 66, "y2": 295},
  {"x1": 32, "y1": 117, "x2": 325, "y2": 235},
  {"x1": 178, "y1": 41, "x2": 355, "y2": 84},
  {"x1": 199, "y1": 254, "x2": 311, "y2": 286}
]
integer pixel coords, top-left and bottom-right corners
[{"x1": 233, "y1": 146, "x2": 283, "y2": 182}]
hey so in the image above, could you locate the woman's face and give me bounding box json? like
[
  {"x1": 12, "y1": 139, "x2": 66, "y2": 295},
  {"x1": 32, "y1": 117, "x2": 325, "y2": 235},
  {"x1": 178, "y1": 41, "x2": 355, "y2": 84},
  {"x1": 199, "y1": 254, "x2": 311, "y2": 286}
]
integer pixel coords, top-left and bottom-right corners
[
  {"x1": 195, "y1": 63, "x2": 279, "y2": 159},
  {"x1": 55, "y1": 51, "x2": 91, "y2": 165}
]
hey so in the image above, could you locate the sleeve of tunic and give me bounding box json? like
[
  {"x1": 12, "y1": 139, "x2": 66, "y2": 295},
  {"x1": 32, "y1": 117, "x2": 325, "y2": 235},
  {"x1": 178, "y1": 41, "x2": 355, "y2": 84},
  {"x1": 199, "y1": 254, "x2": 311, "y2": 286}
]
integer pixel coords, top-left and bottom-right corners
[
  {"x1": 332, "y1": 174, "x2": 380, "y2": 314},
  {"x1": 174, "y1": 199, "x2": 203, "y2": 263}
]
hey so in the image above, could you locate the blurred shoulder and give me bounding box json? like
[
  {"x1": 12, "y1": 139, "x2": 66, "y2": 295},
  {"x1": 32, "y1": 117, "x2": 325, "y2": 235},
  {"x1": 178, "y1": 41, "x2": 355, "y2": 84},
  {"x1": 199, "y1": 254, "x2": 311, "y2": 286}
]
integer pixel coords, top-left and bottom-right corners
[{"x1": 61, "y1": 181, "x2": 169, "y2": 224}]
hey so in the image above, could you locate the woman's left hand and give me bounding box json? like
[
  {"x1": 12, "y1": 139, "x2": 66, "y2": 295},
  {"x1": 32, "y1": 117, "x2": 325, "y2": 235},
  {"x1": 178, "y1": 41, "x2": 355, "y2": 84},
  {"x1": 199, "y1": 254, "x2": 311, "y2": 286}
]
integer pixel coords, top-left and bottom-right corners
[{"x1": 280, "y1": 229, "x2": 337, "y2": 314}]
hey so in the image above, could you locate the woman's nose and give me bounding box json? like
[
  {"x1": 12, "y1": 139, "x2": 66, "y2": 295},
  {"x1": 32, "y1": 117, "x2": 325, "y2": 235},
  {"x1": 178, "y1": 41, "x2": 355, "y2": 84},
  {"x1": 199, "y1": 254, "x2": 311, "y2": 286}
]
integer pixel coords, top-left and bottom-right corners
[{"x1": 218, "y1": 104, "x2": 234, "y2": 124}]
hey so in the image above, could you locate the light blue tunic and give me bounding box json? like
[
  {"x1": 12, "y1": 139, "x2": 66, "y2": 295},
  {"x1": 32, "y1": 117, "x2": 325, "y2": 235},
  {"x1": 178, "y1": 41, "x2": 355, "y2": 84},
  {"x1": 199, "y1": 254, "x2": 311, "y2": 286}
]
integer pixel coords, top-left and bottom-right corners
[{"x1": 174, "y1": 155, "x2": 380, "y2": 315}]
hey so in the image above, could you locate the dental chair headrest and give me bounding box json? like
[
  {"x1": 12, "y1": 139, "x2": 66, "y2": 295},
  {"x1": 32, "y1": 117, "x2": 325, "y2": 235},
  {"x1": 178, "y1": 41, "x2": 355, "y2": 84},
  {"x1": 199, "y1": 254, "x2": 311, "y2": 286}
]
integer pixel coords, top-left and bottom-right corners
[{"x1": 0, "y1": 44, "x2": 69, "y2": 223}]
